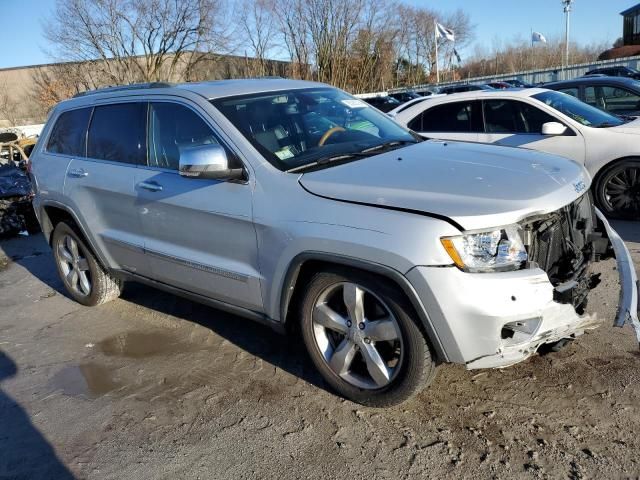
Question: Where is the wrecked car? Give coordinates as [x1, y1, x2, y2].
[0, 133, 39, 237]
[29, 79, 639, 406]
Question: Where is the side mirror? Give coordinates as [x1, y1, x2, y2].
[179, 144, 244, 180]
[541, 122, 567, 136]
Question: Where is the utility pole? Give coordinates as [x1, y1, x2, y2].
[562, 0, 574, 79]
[434, 21, 439, 84]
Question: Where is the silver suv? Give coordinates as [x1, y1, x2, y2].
[29, 79, 639, 406]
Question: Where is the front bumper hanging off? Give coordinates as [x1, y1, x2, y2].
[598, 210, 640, 341]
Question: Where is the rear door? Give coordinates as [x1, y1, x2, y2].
[478, 99, 586, 163]
[63, 101, 151, 275]
[135, 100, 262, 312]
[34, 107, 92, 214]
[408, 100, 482, 142]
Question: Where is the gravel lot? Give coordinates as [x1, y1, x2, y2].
[0, 222, 639, 479]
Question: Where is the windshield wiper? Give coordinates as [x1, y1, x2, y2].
[286, 153, 364, 173]
[286, 140, 417, 174]
[593, 121, 619, 128]
[359, 139, 416, 154]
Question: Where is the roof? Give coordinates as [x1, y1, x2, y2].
[429, 88, 546, 100]
[55, 78, 330, 111]
[175, 78, 328, 99]
[621, 3, 640, 15]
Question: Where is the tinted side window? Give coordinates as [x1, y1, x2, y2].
[601, 86, 640, 113]
[584, 86, 608, 110]
[46, 108, 92, 156]
[484, 100, 557, 134]
[148, 103, 223, 170]
[517, 102, 558, 133]
[87, 103, 146, 164]
[558, 87, 579, 98]
[409, 101, 481, 132]
[483, 100, 523, 133]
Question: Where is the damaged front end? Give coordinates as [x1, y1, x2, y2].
[458, 193, 639, 370]
[513, 192, 640, 345]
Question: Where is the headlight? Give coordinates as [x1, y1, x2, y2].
[440, 225, 528, 272]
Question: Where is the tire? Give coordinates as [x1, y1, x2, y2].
[594, 159, 640, 220]
[51, 222, 122, 306]
[299, 268, 436, 407]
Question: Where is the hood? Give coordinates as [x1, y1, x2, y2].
[299, 140, 590, 231]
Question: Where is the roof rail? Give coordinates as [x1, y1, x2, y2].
[73, 82, 175, 98]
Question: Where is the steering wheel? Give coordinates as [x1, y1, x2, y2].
[318, 126, 346, 146]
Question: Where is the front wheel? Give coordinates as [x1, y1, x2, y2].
[299, 269, 436, 407]
[51, 222, 122, 306]
[594, 159, 640, 219]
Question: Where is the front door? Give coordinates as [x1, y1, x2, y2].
[478, 99, 586, 164]
[135, 101, 263, 312]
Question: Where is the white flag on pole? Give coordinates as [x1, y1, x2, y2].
[435, 23, 455, 42]
[532, 31, 547, 43]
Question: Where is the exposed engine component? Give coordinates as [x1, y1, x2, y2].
[522, 193, 609, 313]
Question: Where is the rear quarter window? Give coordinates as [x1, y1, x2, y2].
[46, 107, 92, 156]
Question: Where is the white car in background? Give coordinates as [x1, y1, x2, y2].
[393, 88, 640, 218]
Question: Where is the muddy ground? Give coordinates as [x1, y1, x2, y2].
[0, 222, 639, 479]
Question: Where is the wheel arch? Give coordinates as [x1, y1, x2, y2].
[591, 155, 640, 189]
[39, 202, 110, 270]
[279, 252, 449, 363]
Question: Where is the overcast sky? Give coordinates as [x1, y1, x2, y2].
[0, 0, 630, 69]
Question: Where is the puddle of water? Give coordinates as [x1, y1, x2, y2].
[50, 363, 121, 398]
[97, 331, 195, 359]
[0, 256, 10, 271]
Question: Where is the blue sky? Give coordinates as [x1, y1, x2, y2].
[0, 0, 633, 69]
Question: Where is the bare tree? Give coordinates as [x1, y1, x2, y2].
[43, 0, 232, 85]
[0, 83, 20, 127]
[236, 0, 278, 77]
[461, 37, 608, 79]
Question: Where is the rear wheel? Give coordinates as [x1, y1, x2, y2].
[594, 159, 640, 219]
[52, 222, 122, 306]
[299, 269, 436, 406]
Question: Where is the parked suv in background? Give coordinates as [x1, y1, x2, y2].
[29, 79, 638, 406]
[362, 95, 402, 112]
[544, 76, 640, 117]
[584, 66, 640, 80]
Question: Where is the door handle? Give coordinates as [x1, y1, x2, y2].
[68, 168, 88, 178]
[138, 181, 163, 192]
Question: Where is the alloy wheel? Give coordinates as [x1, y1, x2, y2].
[311, 282, 403, 390]
[57, 234, 92, 297]
[603, 166, 640, 216]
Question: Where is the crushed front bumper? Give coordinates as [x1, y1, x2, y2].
[407, 210, 639, 369]
[598, 210, 640, 340]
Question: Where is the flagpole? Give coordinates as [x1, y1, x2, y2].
[435, 21, 439, 84]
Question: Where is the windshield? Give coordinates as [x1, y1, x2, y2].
[212, 87, 418, 171]
[532, 90, 624, 127]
